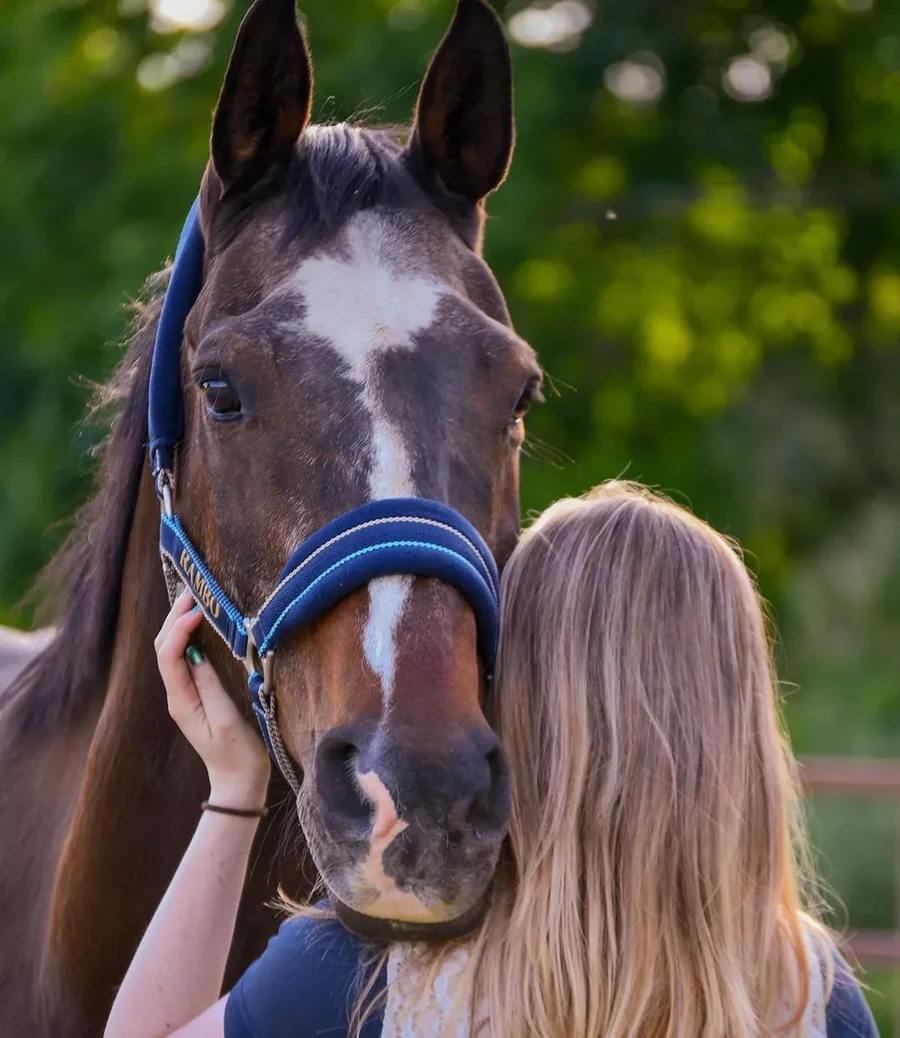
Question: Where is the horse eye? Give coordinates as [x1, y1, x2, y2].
[200, 378, 242, 420]
[511, 376, 543, 425]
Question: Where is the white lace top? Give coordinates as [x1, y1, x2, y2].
[380, 927, 830, 1037]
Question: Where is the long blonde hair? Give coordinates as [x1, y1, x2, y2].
[396, 481, 831, 1037]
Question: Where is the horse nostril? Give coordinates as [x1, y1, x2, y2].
[316, 734, 370, 828]
[464, 743, 510, 834]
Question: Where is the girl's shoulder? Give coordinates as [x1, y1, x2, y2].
[824, 947, 878, 1038]
[224, 913, 386, 1038]
[799, 921, 877, 1038]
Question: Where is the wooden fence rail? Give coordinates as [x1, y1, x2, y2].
[799, 756, 900, 1030]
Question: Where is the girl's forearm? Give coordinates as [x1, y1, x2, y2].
[104, 810, 259, 1038]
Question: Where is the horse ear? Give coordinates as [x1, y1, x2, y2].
[409, 0, 513, 202]
[211, 0, 313, 194]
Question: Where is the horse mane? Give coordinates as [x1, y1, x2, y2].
[5, 269, 168, 740]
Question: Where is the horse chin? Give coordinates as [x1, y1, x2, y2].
[333, 892, 489, 943]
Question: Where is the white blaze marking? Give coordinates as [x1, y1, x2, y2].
[364, 576, 411, 705]
[355, 770, 442, 922]
[358, 769, 405, 842]
[288, 213, 445, 702]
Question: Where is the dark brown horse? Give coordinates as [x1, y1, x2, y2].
[0, 0, 540, 1034]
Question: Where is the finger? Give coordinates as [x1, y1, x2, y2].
[156, 609, 205, 709]
[189, 654, 248, 732]
[160, 605, 205, 661]
[165, 671, 207, 737]
[183, 647, 268, 767]
[159, 641, 204, 730]
[154, 588, 196, 651]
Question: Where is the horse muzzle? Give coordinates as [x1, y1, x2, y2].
[309, 719, 510, 927]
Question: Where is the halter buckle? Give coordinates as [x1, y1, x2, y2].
[242, 634, 275, 702]
[156, 467, 175, 518]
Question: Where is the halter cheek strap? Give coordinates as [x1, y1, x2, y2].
[148, 198, 501, 796]
[148, 196, 203, 488]
[160, 513, 249, 659]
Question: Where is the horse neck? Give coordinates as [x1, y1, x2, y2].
[44, 463, 313, 1033]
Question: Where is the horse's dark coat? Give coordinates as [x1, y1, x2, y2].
[0, 1, 539, 1034]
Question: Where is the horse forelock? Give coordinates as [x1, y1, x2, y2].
[209, 123, 462, 253]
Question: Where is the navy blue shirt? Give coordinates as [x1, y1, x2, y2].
[225, 916, 386, 1037]
[225, 916, 878, 1037]
[827, 954, 880, 1037]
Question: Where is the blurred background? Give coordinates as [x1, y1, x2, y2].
[1, 0, 898, 1027]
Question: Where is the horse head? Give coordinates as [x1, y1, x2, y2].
[174, 0, 540, 937]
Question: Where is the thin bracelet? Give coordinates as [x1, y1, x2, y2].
[201, 800, 268, 819]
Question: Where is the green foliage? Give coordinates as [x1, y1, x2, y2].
[1, 0, 898, 1024]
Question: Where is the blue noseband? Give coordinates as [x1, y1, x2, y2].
[147, 199, 500, 792]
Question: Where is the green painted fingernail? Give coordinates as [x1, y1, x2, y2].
[185, 645, 205, 665]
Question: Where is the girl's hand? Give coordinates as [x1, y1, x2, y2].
[155, 590, 270, 810]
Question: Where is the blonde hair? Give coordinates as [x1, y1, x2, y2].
[396, 481, 831, 1037]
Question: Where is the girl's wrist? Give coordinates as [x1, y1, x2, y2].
[207, 773, 270, 814]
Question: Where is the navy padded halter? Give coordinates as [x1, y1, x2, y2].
[148, 197, 204, 483]
[147, 196, 502, 784]
[158, 498, 500, 672]
[250, 497, 499, 663]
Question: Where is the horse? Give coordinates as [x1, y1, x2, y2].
[0, 0, 541, 1034]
